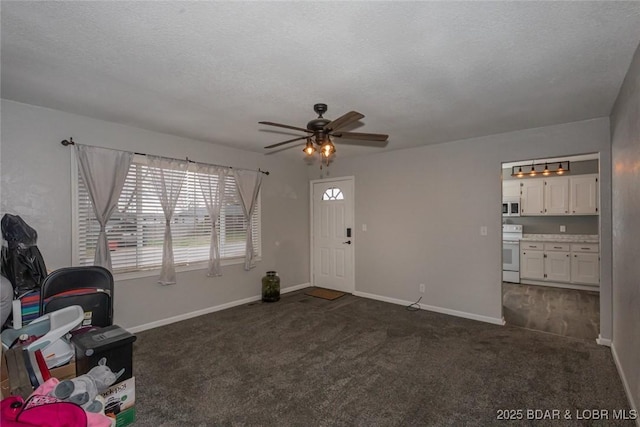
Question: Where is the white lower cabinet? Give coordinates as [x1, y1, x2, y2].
[570, 244, 600, 285]
[545, 249, 571, 282]
[520, 241, 599, 287]
[520, 246, 544, 280]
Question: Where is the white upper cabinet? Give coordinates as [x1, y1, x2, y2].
[544, 177, 570, 215]
[520, 180, 544, 215]
[570, 174, 598, 215]
[502, 180, 520, 198]
[518, 174, 598, 216]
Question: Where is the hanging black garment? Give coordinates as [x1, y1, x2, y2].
[1, 214, 48, 296]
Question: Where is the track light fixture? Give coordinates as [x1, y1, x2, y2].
[511, 161, 570, 178]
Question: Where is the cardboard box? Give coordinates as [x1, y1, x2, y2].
[1, 348, 76, 399]
[101, 376, 135, 425]
[109, 406, 136, 427]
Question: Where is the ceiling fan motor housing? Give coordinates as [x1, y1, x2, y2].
[313, 103, 328, 117]
[308, 103, 330, 135]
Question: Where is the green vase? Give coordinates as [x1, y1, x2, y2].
[261, 271, 280, 302]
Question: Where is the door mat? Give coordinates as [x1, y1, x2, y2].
[305, 288, 347, 301]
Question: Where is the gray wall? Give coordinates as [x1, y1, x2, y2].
[0, 100, 311, 330]
[321, 117, 613, 337]
[503, 216, 599, 235]
[610, 42, 640, 412]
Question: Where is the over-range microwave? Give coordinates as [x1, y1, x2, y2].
[502, 198, 520, 217]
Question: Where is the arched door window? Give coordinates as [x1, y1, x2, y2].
[322, 187, 344, 201]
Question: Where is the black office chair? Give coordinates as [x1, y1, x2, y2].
[39, 266, 114, 328]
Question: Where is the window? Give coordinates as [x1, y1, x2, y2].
[75, 155, 260, 274]
[322, 187, 344, 201]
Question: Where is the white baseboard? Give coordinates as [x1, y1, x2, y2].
[281, 282, 311, 293]
[611, 343, 640, 426]
[127, 282, 311, 333]
[352, 291, 505, 326]
[596, 335, 612, 346]
[520, 279, 600, 292]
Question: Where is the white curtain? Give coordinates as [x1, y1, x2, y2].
[233, 169, 262, 271]
[147, 156, 188, 285]
[75, 144, 132, 272]
[196, 164, 228, 277]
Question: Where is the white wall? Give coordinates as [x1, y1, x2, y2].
[610, 42, 640, 413]
[0, 100, 310, 330]
[320, 118, 613, 335]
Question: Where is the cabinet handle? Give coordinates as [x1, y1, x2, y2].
[566, 254, 569, 257]
[581, 247, 590, 250]
[574, 255, 577, 257]
[543, 254, 547, 258]
[553, 246, 562, 249]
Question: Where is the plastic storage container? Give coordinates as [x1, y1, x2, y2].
[261, 271, 280, 302]
[71, 324, 136, 381]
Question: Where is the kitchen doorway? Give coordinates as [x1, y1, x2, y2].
[501, 154, 601, 340]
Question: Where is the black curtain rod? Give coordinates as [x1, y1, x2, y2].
[60, 138, 269, 175]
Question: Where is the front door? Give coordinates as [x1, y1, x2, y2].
[311, 177, 354, 293]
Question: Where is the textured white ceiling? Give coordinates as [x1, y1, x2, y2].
[2, 1, 640, 159]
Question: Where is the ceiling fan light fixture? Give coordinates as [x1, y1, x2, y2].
[260, 104, 388, 169]
[321, 140, 335, 158]
[303, 140, 316, 156]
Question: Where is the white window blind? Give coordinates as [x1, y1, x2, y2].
[76, 156, 260, 273]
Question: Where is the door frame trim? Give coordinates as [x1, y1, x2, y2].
[309, 176, 355, 293]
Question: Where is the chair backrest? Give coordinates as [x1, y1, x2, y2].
[39, 266, 114, 327]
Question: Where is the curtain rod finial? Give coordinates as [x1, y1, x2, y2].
[61, 137, 75, 146]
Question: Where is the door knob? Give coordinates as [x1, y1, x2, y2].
[343, 240, 352, 245]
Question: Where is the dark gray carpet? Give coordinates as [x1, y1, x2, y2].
[503, 282, 600, 341]
[133, 289, 632, 426]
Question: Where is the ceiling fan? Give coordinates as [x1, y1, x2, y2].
[259, 103, 389, 165]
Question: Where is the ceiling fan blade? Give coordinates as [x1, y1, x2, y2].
[264, 140, 307, 155]
[264, 136, 309, 149]
[332, 131, 389, 141]
[259, 121, 313, 133]
[323, 111, 364, 132]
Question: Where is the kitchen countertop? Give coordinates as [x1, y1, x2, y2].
[521, 234, 599, 243]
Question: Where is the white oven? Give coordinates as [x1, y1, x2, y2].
[502, 224, 523, 283]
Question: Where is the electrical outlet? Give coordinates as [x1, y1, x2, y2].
[480, 226, 488, 236]
[560, 225, 566, 232]
[419, 283, 426, 293]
